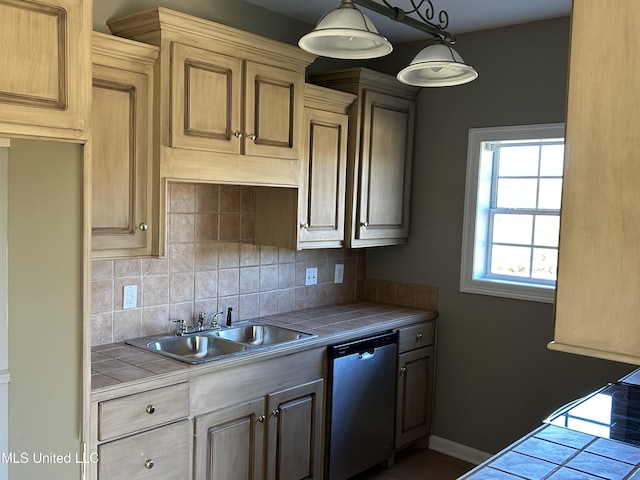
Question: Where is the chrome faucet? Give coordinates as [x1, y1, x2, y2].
[210, 311, 224, 329]
[173, 319, 188, 336]
[195, 312, 207, 331]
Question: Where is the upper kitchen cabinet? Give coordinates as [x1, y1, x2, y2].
[549, 2, 640, 364]
[311, 68, 418, 248]
[107, 7, 316, 187]
[91, 33, 159, 258]
[255, 84, 355, 250]
[0, 0, 91, 142]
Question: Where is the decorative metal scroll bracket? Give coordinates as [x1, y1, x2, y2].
[353, 0, 457, 43]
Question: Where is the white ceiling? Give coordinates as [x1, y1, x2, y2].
[246, 0, 572, 43]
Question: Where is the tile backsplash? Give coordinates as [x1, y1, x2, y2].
[91, 183, 366, 346]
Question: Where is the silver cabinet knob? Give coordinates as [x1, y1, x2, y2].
[247, 133, 257, 141]
[146, 405, 155, 414]
[400, 367, 407, 375]
[139, 223, 148, 231]
[416, 333, 423, 341]
[144, 459, 154, 469]
[360, 221, 369, 227]
[234, 131, 243, 138]
[257, 415, 266, 423]
[300, 222, 309, 229]
[271, 409, 280, 417]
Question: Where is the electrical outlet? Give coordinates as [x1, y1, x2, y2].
[305, 267, 318, 286]
[123, 285, 137, 309]
[334, 264, 344, 284]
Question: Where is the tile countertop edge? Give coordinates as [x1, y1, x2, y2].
[91, 301, 438, 398]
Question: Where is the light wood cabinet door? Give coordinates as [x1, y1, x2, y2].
[91, 34, 158, 258]
[266, 379, 324, 480]
[395, 346, 434, 449]
[170, 42, 243, 154]
[549, 2, 640, 364]
[357, 90, 414, 244]
[244, 62, 302, 160]
[0, 0, 90, 141]
[310, 68, 418, 248]
[170, 43, 301, 160]
[298, 108, 348, 248]
[194, 398, 266, 480]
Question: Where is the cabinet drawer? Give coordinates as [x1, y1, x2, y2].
[98, 420, 190, 479]
[398, 322, 435, 353]
[98, 382, 189, 441]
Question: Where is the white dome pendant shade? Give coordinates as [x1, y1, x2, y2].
[397, 40, 478, 87]
[298, 0, 393, 59]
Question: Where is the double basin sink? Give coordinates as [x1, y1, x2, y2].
[126, 322, 316, 364]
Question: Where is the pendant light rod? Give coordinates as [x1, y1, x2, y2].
[352, 0, 456, 44]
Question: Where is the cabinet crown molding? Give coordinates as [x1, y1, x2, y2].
[92, 32, 159, 66]
[107, 7, 316, 72]
[311, 67, 420, 100]
[304, 84, 356, 114]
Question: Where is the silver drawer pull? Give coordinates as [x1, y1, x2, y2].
[146, 405, 155, 414]
[416, 333, 423, 341]
[144, 459, 154, 469]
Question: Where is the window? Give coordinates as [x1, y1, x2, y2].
[460, 124, 565, 303]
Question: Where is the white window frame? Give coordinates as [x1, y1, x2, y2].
[460, 123, 565, 303]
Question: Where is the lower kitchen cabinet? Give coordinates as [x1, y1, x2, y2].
[266, 380, 324, 480]
[194, 398, 266, 479]
[395, 321, 436, 449]
[91, 382, 191, 479]
[194, 379, 324, 480]
[98, 419, 190, 479]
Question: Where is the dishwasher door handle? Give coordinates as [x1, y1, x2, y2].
[358, 349, 376, 360]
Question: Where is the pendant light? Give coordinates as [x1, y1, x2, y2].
[299, 0, 478, 88]
[397, 39, 478, 87]
[298, 0, 393, 59]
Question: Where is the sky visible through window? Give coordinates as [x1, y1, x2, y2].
[488, 141, 564, 284]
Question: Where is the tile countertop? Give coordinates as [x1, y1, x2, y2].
[91, 301, 436, 392]
[461, 368, 640, 480]
[460, 424, 640, 480]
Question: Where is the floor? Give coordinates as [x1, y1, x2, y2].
[352, 447, 475, 480]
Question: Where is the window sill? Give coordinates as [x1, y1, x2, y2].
[460, 277, 555, 304]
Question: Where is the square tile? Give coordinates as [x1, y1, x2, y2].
[489, 451, 557, 479]
[465, 466, 523, 479]
[567, 451, 635, 479]
[514, 437, 577, 465]
[586, 438, 640, 465]
[535, 425, 596, 450]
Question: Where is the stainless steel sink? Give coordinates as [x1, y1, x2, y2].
[214, 323, 314, 346]
[125, 322, 315, 364]
[126, 333, 249, 364]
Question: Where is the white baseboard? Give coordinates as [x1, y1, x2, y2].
[429, 435, 493, 466]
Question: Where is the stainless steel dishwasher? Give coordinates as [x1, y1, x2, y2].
[326, 331, 398, 480]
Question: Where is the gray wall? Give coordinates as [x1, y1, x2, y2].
[367, 18, 633, 454]
[8, 140, 83, 480]
[93, 0, 310, 44]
